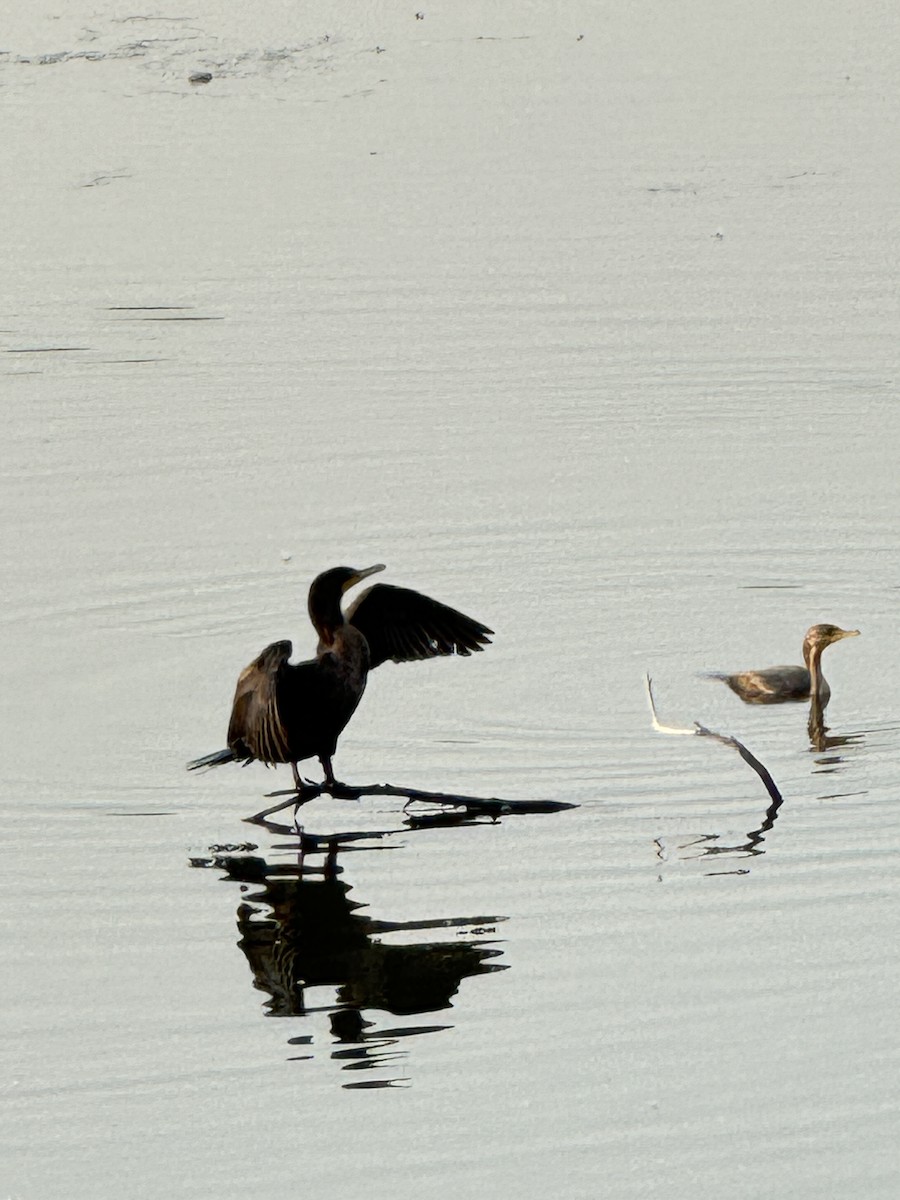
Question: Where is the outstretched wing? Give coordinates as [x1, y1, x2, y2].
[346, 583, 493, 669]
[227, 640, 293, 764]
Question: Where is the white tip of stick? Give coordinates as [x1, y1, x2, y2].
[644, 673, 698, 736]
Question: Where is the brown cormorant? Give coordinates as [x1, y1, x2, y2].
[187, 564, 492, 789]
[709, 623, 859, 705]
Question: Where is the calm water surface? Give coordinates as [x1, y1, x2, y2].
[3, 2, 900, 1197]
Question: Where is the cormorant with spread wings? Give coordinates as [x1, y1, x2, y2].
[187, 564, 492, 789]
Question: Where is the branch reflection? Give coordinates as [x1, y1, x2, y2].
[657, 785, 785, 877]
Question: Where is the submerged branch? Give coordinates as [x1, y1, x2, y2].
[645, 674, 783, 804]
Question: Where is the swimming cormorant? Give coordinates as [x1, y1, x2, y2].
[709, 623, 859, 705]
[187, 564, 492, 788]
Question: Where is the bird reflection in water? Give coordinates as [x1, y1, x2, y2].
[204, 841, 506, 1088]
[806, 693, 868, 804]
[807, 695, 864, 757]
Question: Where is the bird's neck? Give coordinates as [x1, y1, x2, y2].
[804, 640, 824, 696]
[310, 596, 346, 647]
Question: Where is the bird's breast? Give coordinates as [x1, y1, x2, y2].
[323, 627, 370, 692]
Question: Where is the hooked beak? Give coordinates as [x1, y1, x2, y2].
[836, 628, 861, 640]
[346, 563, 386, 591]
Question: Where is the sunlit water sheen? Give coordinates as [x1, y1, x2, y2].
[3, 2, 900, 1197]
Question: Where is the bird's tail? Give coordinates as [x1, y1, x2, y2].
[186, 748, 235, 772]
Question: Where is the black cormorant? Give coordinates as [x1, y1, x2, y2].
[187, 564, 492, 788]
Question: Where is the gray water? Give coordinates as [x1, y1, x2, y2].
[3, 2, 900, 1197]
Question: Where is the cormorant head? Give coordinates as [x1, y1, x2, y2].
[308, 564, 386, 637]
[803, 623, 860, 659]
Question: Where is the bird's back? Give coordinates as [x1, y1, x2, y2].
[713, 664, 826, 704]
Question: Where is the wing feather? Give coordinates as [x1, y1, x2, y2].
[346, 583, 492, 669]
[227, 640, 293, 764]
